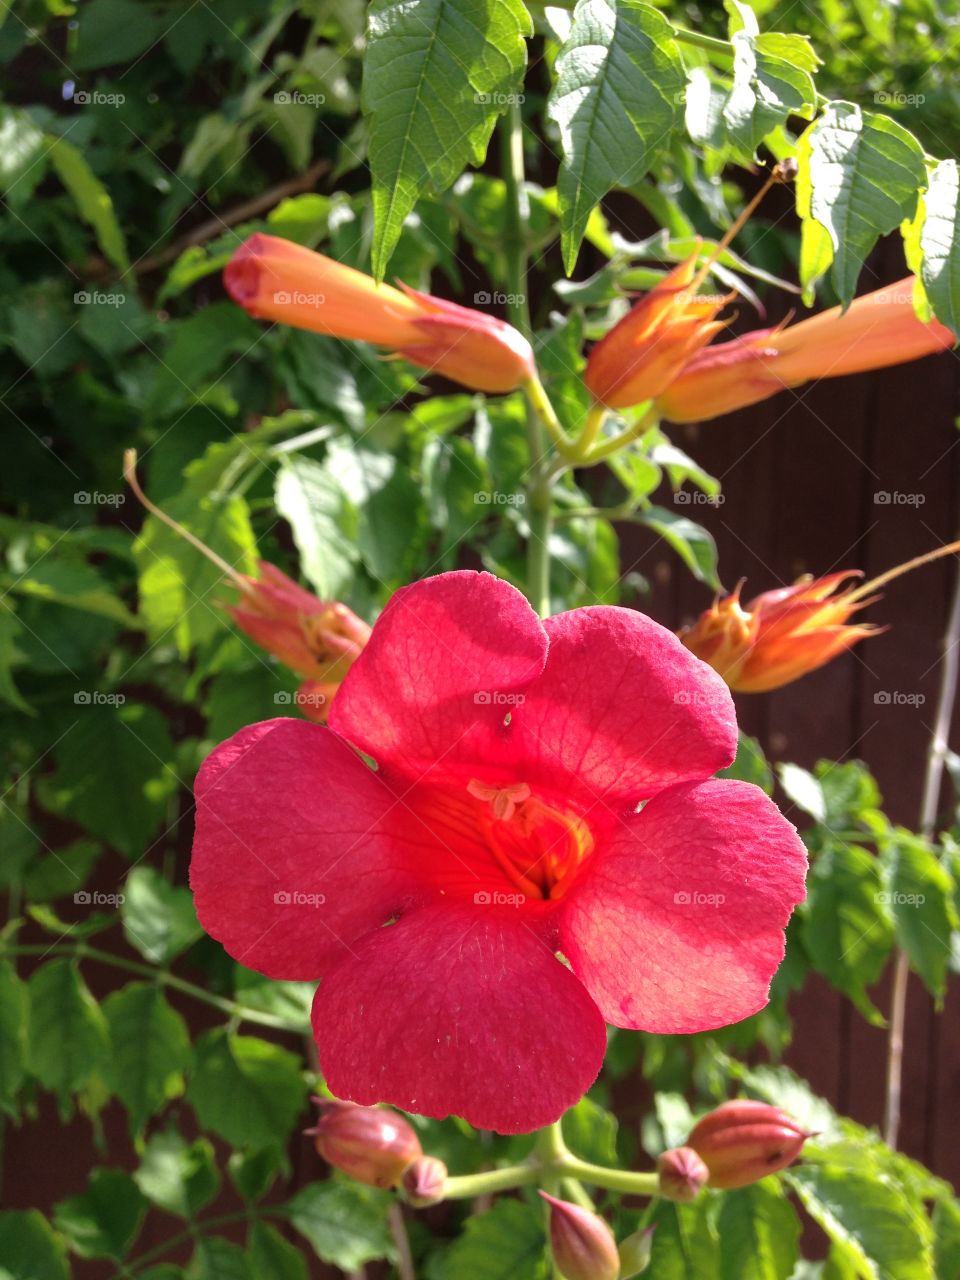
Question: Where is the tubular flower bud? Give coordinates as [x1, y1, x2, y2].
[540, 1193, 620, 1280]
[686, 1100, 812, 1190]
[227, 561, 371, 721]
[401, 1155, 447, 1207]
[618, 1228, 655, 1278]
[584, 253, 730, 409]
[657, 1146, 709, 1203]
[678, 573, 880, 694]
[225, 233, 535, 394]
[306, 1099, 421, 1189]
[654, 276, 955, 424]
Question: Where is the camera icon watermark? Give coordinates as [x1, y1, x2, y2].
[875, 890, 926, 906]
[74, 290, 126, 308]
[874, 91, 925, 106]
[674, 490, 724, 506]
[874, 490, 925, 506]
[73, 89, 125, 106]
[472, 290, 525, 307]
[473, 889, 525, 907]
[473, 91, 525, 106]
[474, 491, 525, 506]
[274, 90, 326, 107]
[674, 689, 727, 707]
[273, 889, 326, 906]
[272, 289, 324, 307]
[74, 491, 125, 506]
[673, 890, 725, 907]
[873, 690, 926, 707]
[74, 690, 126, 706]
[74, 889, 125, 906]
[474, 690, 525, 707]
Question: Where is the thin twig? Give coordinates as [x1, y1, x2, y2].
[388, 1203, 416, 1280]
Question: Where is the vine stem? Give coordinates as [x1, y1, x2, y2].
[883, 542, 960, 1146]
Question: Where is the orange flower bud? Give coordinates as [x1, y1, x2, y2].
[655, 276, 955, 424]
[539, 1193, 620, 1280]
[584, 253, 730, 408]
[656, 1146, 709, 1202]
[686, 1100, 811, 1189]
[225, 233, 535, 394]
[227, 561, 370, 721]
[306, 1099, 421, 1188]
[679, 572, 879, 693]
[401, 1155, 447, 1207]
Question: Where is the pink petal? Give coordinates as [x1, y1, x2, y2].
[190, 719, 426, 980]
[560, 779, 807, 1032]
[329, 572, 547, 782]
[504, 607, 737, 812]
[313, 904, 606, 1133]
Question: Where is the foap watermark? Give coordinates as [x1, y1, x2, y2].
[874, 690, 926, 707]
[474, 490, 525, 506]
[674, 490, 724, 506]
[474, 889, 526, 907]
[74, 890, 125, 907]
[674, 890, 726, 907]
[474, 91, 524, 106]
[74, 290, 126, 307]
[474, 690, 525, 707]
[273, 889, 327, 907]
[875, 891, 926, 907]
[874, 490, 925, 506]
[74, 691, 126, 706]
[674, 689, 728, 707]
[473, 290, 526, 307]
[275, 689, 327, 710]
[874, 91, 925, 107]
[74, 89, 125, 106]
[274, 90, 326, 107]
[74, 490, 125, 506]
[273, 290, 325, 308]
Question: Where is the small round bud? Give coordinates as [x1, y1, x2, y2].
[539, 1192, 620, 1280]
[401, 1155, 447, 1207]
[306, 1098, 421, 1189]
[687, 1099, 812, 1189]
[657, 1147, 709, 1203]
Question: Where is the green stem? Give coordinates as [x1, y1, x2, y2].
[4, 943, 308, 1035]
[443, 1163, 543, 1199]
[580, 405, 658, 466]
[672, 26, 734, 57]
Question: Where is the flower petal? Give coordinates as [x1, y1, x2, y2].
[506, 607, 736, 811]
[313, 904, 606, 1133]
[329, 572, 548, 782]
[190, 719, 424, 980]
[559, 779, 807, 1032]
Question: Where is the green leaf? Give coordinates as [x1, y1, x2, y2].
[43, 704, 178, 857]
[920, 159, 960, 338]
[638, 505, 720, 588]
[547, 0, 684, 272]
[189, 1236, 254, 1280]
[934, 1197, 960, 1280]
[326, 441, 424, 583]
[562, 1096, 618, 1166]
[803, 843, 893, 1022]
[880, 832, 958, 998]
[53, 1169, 147, 1260]
[0, 1211, 69, 1280]
[134, 1132, 220, 1219]
[717, 1181, 801, 1280]
[431, 1198, 547, 1280]
[187, 1029, 308, 1150]
[248, 1222, 308, 1280]
[787, 1165, 933, 1280]
[26, 959, 109, 1096]
[723, 32, 815, 161]
[46, 137, 129, 273]
[0, 600, 29, 712]
[363, 0, 531, 278]
[423, 435, 491, 548]
[103, 984, 191, 1132]
[73, 0, 164, 69]
[719, 733, 773, 794]
[229, 1148, 285, 1204]
[287, 1181, 396, 1271]
[121, 867, 202, 965]
[798, 102, 926, 305]
[0, 960, 28, 1110]
[0, 107, 47, 205]
[647, 1198, 720, 1279]
[274, 455, 359, 599]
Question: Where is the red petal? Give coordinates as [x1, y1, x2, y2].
[313, 904, 606, 1133]
[559, 779, 807, 1031]
[190, 719, 425, 979]
[503, 607, 737, 811]
[329, 572, 547, 783]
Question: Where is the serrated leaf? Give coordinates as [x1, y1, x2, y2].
[0, 960, 27, 1110]
[880, 832, 957, 998]
[787, 1165, 933, 1280]
[189, 1236, 254, 1280]
[0, 1211, 69, 1280]
[363, 0, 531, 278]
[121, 867, 202, 965]
[287, 1181, 396, 1271]
[46, 136, 129, 273]
[803, 843, 893, 1023]
[53, 1169, 147, 1260]
[433, 1198, 547, 1280]
[798, 102, 925, 305]
[718, 1181, 800, 1280]
[920, 159, 960, 338]
[134, 1132, 220, 1218]
[27, 959, 109, 1096]
[638, 505, 720, 588]
[187, 1029, 308, 1150]
[248, 1222, 308, 1280]
[547, 0, 684, 272]
[104, 984, 191, 1132]
[723, 32, 815, 161]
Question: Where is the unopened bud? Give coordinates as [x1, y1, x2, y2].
[773, 158, 799, 183]
[618, 1227, 655, 1278]
[539, 1192, 620, 1280]
[305, 1098, 421, 1188]
[687, 1100, 812, 1189]
[401, 1155, 447, 1207]
[657, 1146, 709, 1202]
